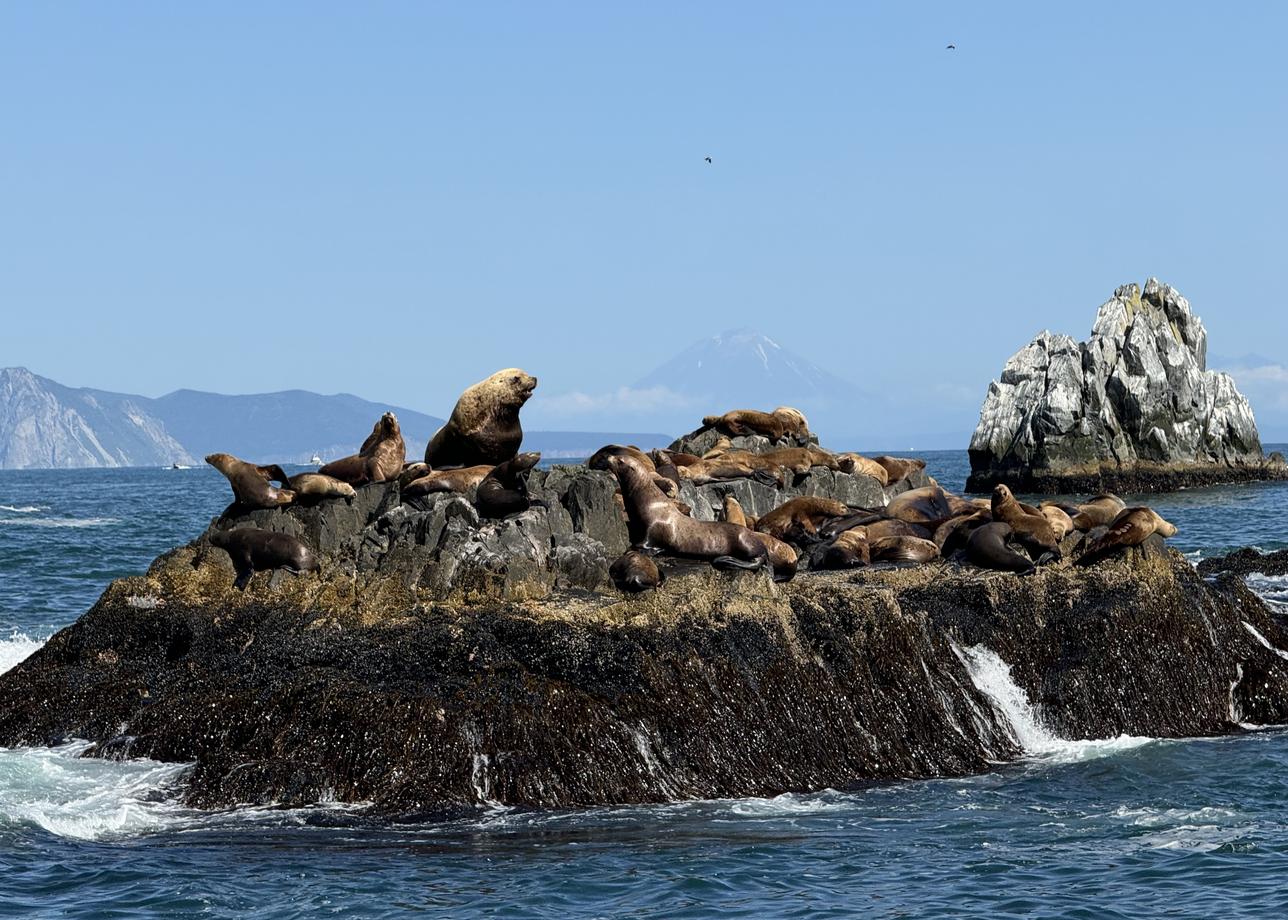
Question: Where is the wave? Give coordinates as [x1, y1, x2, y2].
[0, 504, 48, 514]
[0, 633, 45, 675]
[0, 516, 119, 529]
[953, 643, 1153, 764]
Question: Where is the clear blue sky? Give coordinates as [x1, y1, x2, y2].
[2, 3, 1285, 441]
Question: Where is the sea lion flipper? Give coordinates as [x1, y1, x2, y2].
[711, 555, 763, 572]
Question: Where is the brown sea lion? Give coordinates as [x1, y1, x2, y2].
[885, 486, 955, 525]
[746, 530, 799, 579]
[319, 412, 406, 485]
[873, 456, 926, 484]
[755, 497, 853, 543]
[605, 454, 787, 578]
[1080, 507, 1178, 564]
[286, 472, 357, 502]
[817, 527, 870, 569]
[1069, 494, 1128, 531]
[208, 527, 320, 590]
[676, 454, 784, 487]
[759, 446, 848, 474]
[992, 485, 1060, 555]
[701, 406, 809, 441]
[966, 522, 1037, 575]
[403, 465, 493, 497]
[588, 444, 656, 473]
[206, 453, 297, 510]
[424, 368, 537, 468]
[648, 450, 683, 488]
[722, 495, 749, 528]
[866, 518, 932, 541]
[933, 511, 990, 553]
[658, 449, 703, 467]
[476, 452, 542, 518]
[702, 437, 735, 459]
[396, 462, 430, 489]
[610, 549, 665, 593]
[870, 535, 939, 564]
[1039, 503, 1075, 541]
[836, 453, 890, 486]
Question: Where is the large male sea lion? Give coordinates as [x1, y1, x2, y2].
[966, 522, 1037, 575]
[206, 453, 296, 510]
[476, 452, 542, 518]
[425, 368, 537, 468]
[885, 486, 955, 526]
[605, 455, 790, 578]
[208, 527, 320, 590]
[319, 413, 406, 485]
[610, 549, 665, 593]
[1080, 507, 1178, 564]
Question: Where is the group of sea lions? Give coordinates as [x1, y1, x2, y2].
[197, 365, 1179, 594]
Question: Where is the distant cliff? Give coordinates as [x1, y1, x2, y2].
[967, 279, 1287, 493]
[0, 368, 670, 470]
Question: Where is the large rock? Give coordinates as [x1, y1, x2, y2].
[967, 279, 1288, 493]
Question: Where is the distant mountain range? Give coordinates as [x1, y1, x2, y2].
[0, 368, 671, 470]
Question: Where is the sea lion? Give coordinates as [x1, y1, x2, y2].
[885, 486, 954, 526]
[476, 452, 542, 518]
[588, 444, 656, 474]
[208, 527, 320, 590]
[424, 368, 537, 468]
[933, 511, 989, 553]
[287, 472, 356, 502]
[817, 528, 870, 569]
[722, 495, 750, 528]
[745, 530, 799, 580]
[991, 485, 1060, 555]
[610, 549, 665, 593]
[966, 523, 1037, 575]
[870, 535, 939, 564]
[873, 456, 926, 484]
[1069, 494, 1128, 531]
[758, 446, 848, 474]
[658, 449, 703, 467]
[755, 496, 852, 543]
[836, 453, 890, 486]
[403, 465, 493, 498]
[1079, 507, 1178, 564]
[605, 454, 785, 578]
[396, 462, 430, 489]
[319, 412, 406, 485]
[676, 454, 784, 487]
[702, 437, 735, 459]
[206, 453, 297, 510]
[650, 451, 683, 490]
[701, 407, 809, 441]
[1038, 503, 1074, 541]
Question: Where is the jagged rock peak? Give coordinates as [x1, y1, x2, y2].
[966, 279, 1285, 493]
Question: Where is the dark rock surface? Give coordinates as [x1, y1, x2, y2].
[967, 279, 1288, 493]
[1198, 547, 1288, 579]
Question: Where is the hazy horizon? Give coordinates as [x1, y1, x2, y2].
[3, 3, 1286, 444]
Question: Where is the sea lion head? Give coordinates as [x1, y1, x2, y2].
[491, 368, 538, 406]
[991, 484, 1016, 511]
[378, 412, 400, 437]
[205, 453, 236, 474]
[1151, 509, 1179, 537]
[772, 406, 810, 437]
[510, 452, 542, 474]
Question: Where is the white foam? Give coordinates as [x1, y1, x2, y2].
[0, 504, 47, 514]
[1243, 621, 1288, 661]
[0, 633, 45, 675]
[0, 741, 192, 841]
[727, 791, 851, 817]
[0, 516, 119, 529]
[953, 643, 1153, 763]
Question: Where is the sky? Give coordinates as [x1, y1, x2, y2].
[2, 3, 1286, 443]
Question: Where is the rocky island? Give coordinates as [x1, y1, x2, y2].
[3, 397, 1288, 816]
[967, 279, 1288, 493]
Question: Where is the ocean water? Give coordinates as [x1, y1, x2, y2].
[2, 452, 1288, 918]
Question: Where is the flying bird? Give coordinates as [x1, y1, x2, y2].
[704, 156, 712, 164]
[946, 44, 956, 50]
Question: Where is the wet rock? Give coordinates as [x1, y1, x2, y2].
[1198, 547, 1288, 579]
[967, 279, 1287, 493]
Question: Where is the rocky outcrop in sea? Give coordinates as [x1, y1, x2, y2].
[967, 279, 1287, 493]
[2, 417, 1287, 814]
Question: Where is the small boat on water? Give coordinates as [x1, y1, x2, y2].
[170, 463, 192, 470]
[310, 454, 323, 465]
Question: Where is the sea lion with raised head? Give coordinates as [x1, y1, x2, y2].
[755, 496, 852, 543]
[208, 527, 320, 590]
[287, 472, 357, 502]
[966, 522, 1037, 575]
[992, 485, 1060, 555]
[206, 453, 297, 511]
[1079, 507, 1178, 564]
[1069, 494, 1128, 531]
[425, 368, 537, 468]
[476, 452, 542, 518]
[605, 454, 788, 578]
[610, 549, 665, 593]
[319, 412, 406, 485]
[403, 465, 493, 498]
[722, 495, 750, 528]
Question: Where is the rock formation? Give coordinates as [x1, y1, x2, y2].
[967, 279, 1287, 493]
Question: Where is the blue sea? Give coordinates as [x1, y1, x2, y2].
[3, 451, 1288, 919]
